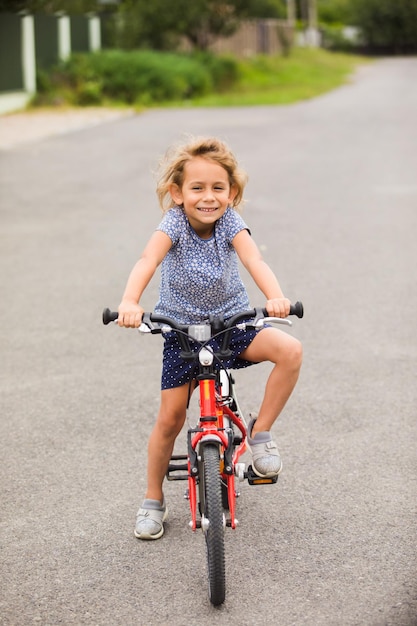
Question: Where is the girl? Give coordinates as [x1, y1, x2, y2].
[117, 137, 302, 540]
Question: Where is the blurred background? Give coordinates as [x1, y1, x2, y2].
[1, 0, 417, 115]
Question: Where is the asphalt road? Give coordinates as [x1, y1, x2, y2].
[1, 57, 416, 626]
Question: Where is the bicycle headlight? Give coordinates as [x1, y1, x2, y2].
[199, 347, 214, 366]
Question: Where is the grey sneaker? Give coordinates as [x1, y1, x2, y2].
[134, 499, 168, 540]
[247, 417, 283, 478]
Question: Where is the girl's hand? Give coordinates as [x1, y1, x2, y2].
[117, 301, 144, 328]
[266, 297, 291, 318]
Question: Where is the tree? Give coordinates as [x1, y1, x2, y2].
[351, 0, 417, 53]
[0, 0, 108, 13]
[170, 0, 240, 51]
[233, 0, 286, 19]
[112, 0, 288, 51]
[317, 0, 354, 24]
[112, 0, 236, 50]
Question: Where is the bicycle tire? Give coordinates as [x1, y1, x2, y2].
[201, 444, 226, 606]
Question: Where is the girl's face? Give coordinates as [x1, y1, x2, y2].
[170, 156, 237, 238]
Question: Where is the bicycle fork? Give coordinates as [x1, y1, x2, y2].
[186, 376, 233, 530]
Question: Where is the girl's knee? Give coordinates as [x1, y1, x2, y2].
[157, 385, 189, 432]
[280, 336, 303, 372]
[292, 338, 303, 369]
[156, 409, 185, 438]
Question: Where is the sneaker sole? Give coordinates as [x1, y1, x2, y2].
[252, 461, 283, 479]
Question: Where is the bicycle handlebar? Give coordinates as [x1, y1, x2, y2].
[103, 302, 303, 360]
[102, 301, 303, 326]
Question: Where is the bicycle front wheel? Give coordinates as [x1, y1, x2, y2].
[201, 443, 226, 606]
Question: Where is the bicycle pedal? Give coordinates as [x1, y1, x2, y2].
[166, 455, 189, 481]
[246, 465, 279, 485]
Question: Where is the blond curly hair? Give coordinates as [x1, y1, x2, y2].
[156, 136, 248, 212]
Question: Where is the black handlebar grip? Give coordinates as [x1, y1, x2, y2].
[290, 301, 304, 318]
[262, 301, 304, 318]
[103, 308, 118, 325]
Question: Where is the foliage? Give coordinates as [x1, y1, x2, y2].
[0, 0, 287, 17]
[320, 23, 359, 52]
[33, 47, 366, 109]
[107, 0, 288, 52]
[350, 0, 417, 53]
[233, 0, 286, 19]
[0, 0, 106, 13]
[34, 50, 240, 106]
[317, 0, 417, 53]
[193, 52, 240, 91]
[192, 48, 366, 106]
[111, 0, 239, 51]
[317, 0, 354, 24]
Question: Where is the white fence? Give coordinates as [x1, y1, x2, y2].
[0, 12, 101, 114]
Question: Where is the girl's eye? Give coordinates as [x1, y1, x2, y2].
[190, 185, 226, 191]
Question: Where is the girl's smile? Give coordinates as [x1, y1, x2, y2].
[170, 157, 237, 238]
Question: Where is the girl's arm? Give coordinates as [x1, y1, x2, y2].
[118, 230, 172, 327]
[232, 229, 291, 318]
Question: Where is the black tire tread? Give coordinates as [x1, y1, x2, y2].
[203, 444, 226, 606]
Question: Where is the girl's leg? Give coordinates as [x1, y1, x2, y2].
[240, 327, 302, 435]
[145, 383, 191, 503]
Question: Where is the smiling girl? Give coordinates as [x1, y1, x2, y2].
[117, 137, 302, 540]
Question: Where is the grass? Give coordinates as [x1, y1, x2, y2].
[187, 48, 369, 107]
[32, 47, 369, 111]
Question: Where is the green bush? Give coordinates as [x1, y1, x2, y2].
[76, 80, 103, 105]
[196, 53, 240, 92]
[320, 23, 359, 52]
[36, 50, 240, 106]
[318, 0, 354, 24]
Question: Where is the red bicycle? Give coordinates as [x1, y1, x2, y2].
[103, 303, 303, 606]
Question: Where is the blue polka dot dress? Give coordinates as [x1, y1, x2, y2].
[154, 206, 261, 389]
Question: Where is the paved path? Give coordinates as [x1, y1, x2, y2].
[1, 58, 416, 625]
[0, 107, 134, 150]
